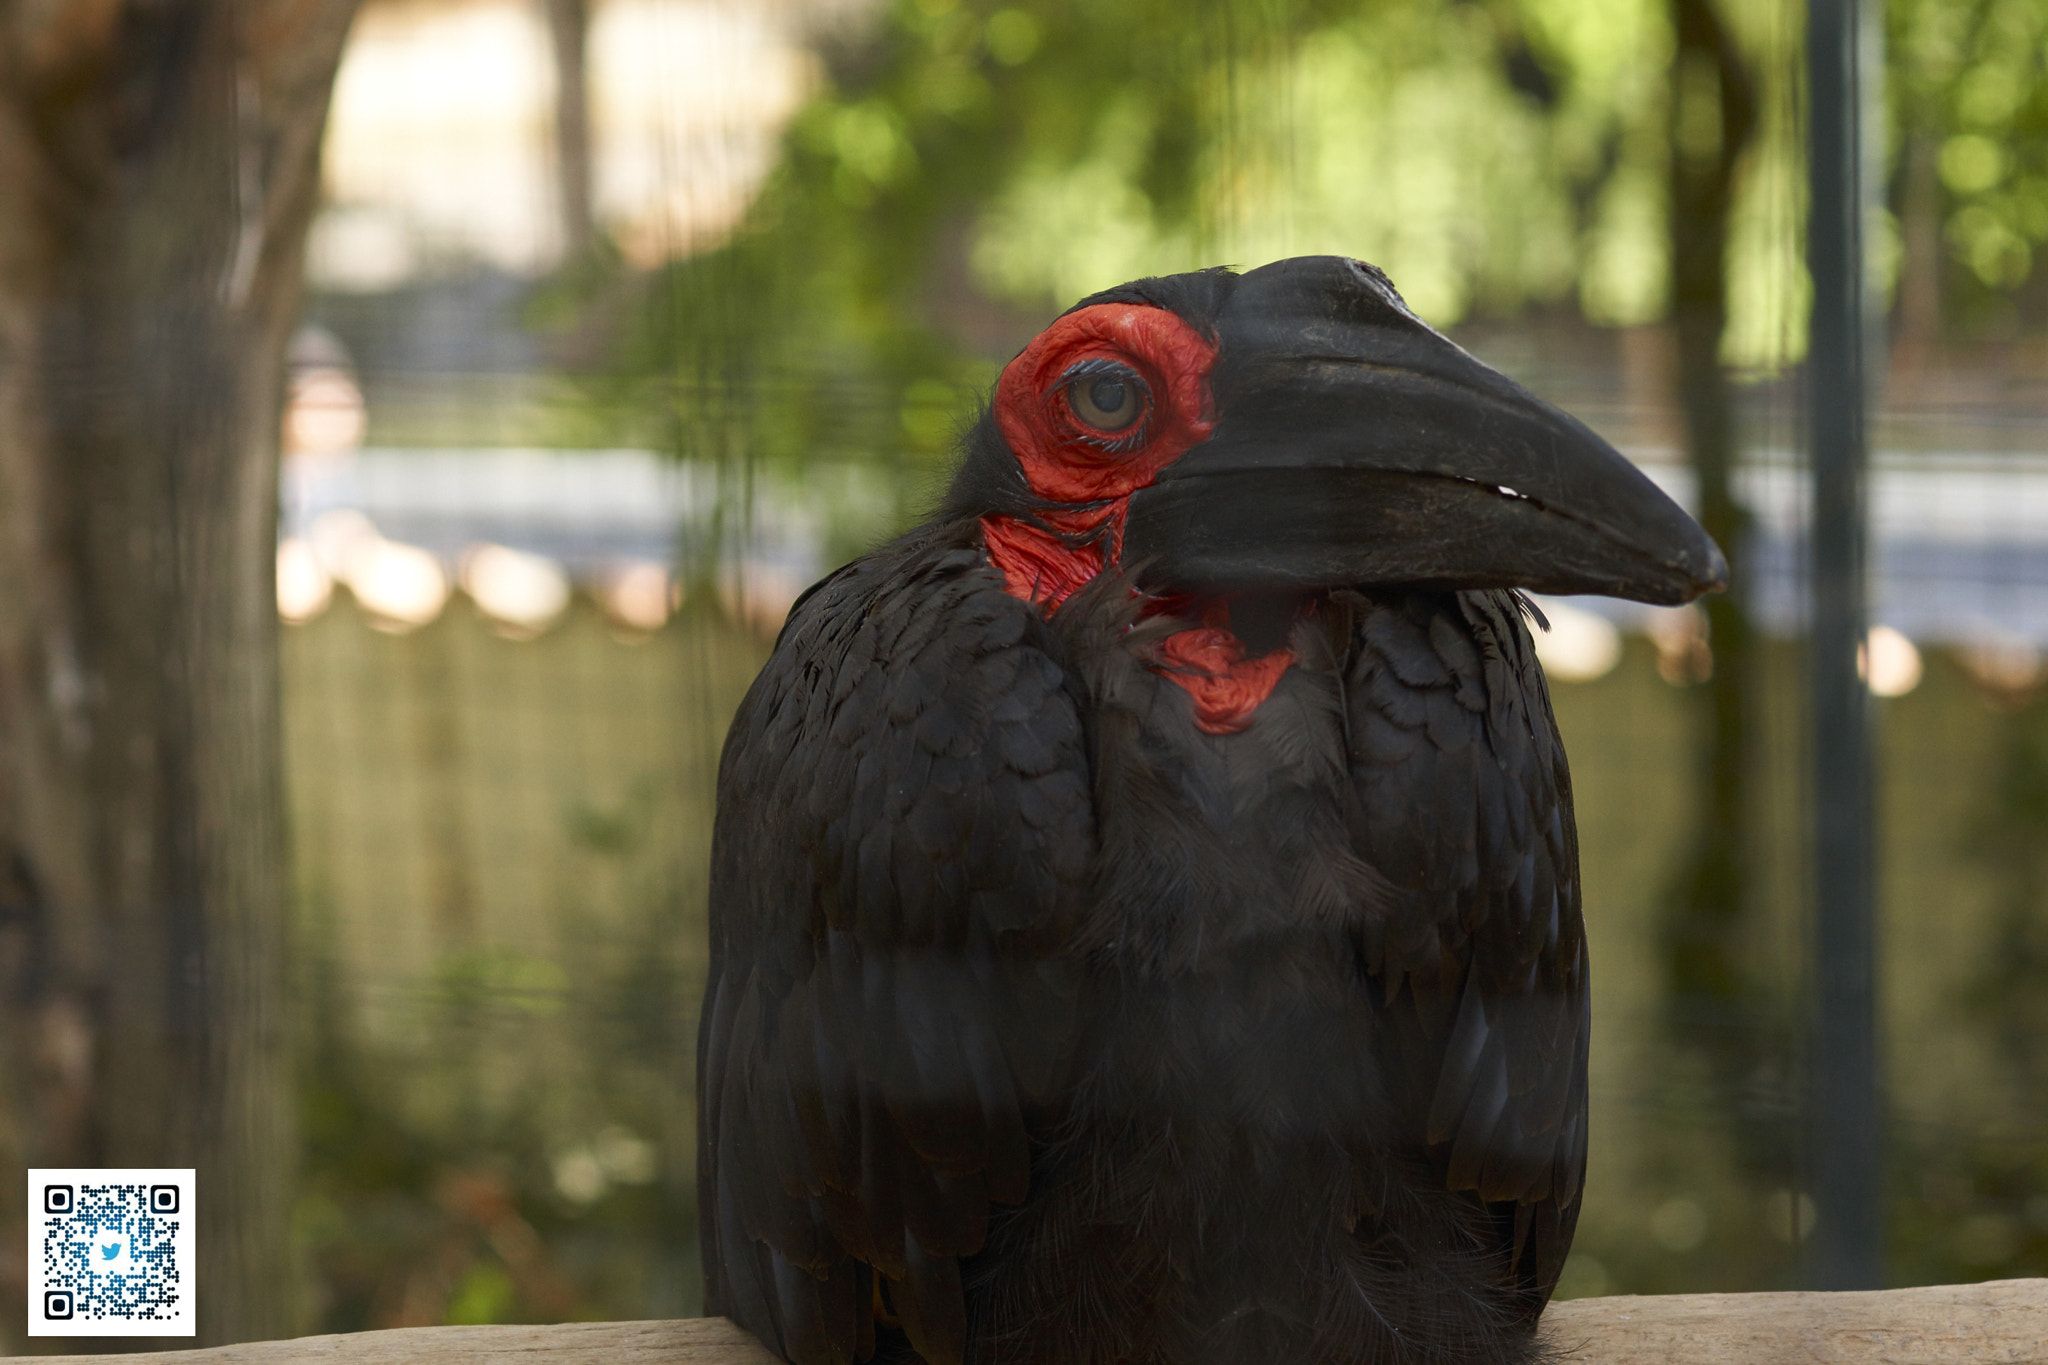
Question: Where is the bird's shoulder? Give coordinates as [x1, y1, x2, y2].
[716, 519, 1095, 952]
[1344, 587, 1576, 976]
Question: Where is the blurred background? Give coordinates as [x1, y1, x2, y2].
[3, 0, 2048, 1349]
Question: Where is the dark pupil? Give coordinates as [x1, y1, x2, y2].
[1088, 377, 1126, 414]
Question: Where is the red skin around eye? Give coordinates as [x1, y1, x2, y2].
[982, 303, 1217, 609]
[993, 303, 1218, 506]
[982, 302, 1294, 736]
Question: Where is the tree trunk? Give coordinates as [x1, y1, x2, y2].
[545, 0, 596, 261]
[1890, 131, 1942, 390]
[1660, 0, 1779, 1176]
[0, 0, 358, 1348]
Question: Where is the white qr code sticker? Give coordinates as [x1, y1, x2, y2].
[28, 1169, 195, 1336]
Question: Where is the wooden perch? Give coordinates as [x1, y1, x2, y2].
[1540, 1278, 2048, 1363]
[31, 1279, 2048, 1365]
[30, 1318, 782, 1365]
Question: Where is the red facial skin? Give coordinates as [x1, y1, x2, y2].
[981, 303, 1298, 735]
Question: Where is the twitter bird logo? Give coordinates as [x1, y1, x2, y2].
[101, 1242, 122, 1261]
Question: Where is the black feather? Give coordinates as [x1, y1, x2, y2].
[702, 510, 1589, 1361]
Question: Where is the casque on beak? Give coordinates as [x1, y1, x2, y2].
[1121, 256, 1727, 606]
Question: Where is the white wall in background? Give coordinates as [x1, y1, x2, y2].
[308, 0, 823, 287]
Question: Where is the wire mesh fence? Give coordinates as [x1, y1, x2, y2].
[234, 0, 2048, 1340]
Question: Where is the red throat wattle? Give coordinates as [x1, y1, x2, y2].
[980, 303, 1297, 736]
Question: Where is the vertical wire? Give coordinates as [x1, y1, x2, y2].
[1805, 0, 1885, 1291]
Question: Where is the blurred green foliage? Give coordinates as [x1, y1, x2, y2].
[1879, 684, 2048, 1284]
[286, 602, 765, 1329]
[558, 0, 2048, 482]
[1891, 0, 2048, 319]
[585, 0, 1691, 477]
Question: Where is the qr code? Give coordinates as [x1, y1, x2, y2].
[28, 1169, 195, 1337]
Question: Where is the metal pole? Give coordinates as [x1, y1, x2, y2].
[1807, 0, 1884, 1290]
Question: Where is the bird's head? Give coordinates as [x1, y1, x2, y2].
[950, 256, 1726, 612]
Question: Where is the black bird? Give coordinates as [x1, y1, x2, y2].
[699, 257, 1724, 1365]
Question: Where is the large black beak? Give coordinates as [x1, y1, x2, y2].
[1122, 257, 1727, 605]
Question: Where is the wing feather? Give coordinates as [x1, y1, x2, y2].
[701, 528, 1092, 1364]
[1346, 589, 1589, 1304]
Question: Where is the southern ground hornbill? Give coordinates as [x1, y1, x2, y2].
[699, 257, 1724, 1365]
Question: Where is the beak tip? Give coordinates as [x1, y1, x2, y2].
[1644, 537, 1727, 605]
[1696, 538, 1731, 596]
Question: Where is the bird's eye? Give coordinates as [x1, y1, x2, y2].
[1066, 364, 1146, 434]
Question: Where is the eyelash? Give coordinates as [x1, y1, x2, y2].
[1051, 358, 1153, 453]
